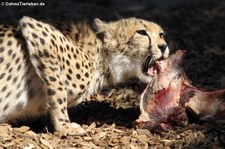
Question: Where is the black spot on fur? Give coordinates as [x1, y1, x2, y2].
[66, 74, 72, 80]
[3, 104, 9, 111]
[36, 23, 43, 28]
[63, 98, 66, 102]
[49, 76, 56, 82]
[71, 47, 74, 53]
[80, 84, 85, 90]
[44, 27, 49, 32]
[7, 40, 12, 47]
[5, 63, 10, 70]
[43, 49, 50, 57]
[59, 46, 63, 53]
[84, 73, 89, 78]
[15, 57, 20, 63]
[5, 91, 11, 98]
[12, 53, 16, 59]
[49, 60, 55, 65]
[39, 63, 46, 70]
[8, 68, 13, 73]
[51, 34, 56, 40]
[59, 37, 63, 42]
[27, 23, 34, 29]
[42, 31, 48, 37]
[61, 109, 65, 114]
[63, 106, 66, 110]
[1, 85, 7, 92]
[50, 26, 55, 32]
[76, 63, 80, 69]
[72, 83, 76, 88]
[0, 47, 4, 53]
[16, 83, 21, 90]
[47, 88, 56, 96]
[0, 57, 4, 63]
[13, 76, 18, 84]
[58, 118, 64, 122]
[85, 65, 88, 69]
[76, 74, 81, 80]
[40, 38, 45, 45]
[16, 90, 22, 98]
[66, 44, 69, 50]
[68, 90, 73, 96]
[57, 98, 63, 104]
[50, 66, 58, 71]
[32, 33, 38, 38]
[58, 87, 63, 91]
[50, 39, 55, 46]
[67, 54, 72, 59]
[65, 80, 69, 85]
[31, 41, 36, 47]
[62, 63, 65, 69]
[17, 65, 22, 71]
[68, 69, 73, 74]
[66, 60, 70, 66]
[74, 33, 80, 41]
[8, 49, 13, 56]
[0, 33, 5, 37]
[7, 75, 12, 81]
[73, 54, 77, 59]
[57, 55, 61, 61]
[76, 48, 79, 54]
[0, 73, 6, 79]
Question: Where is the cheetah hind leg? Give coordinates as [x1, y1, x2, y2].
[19, 16, 85, 135]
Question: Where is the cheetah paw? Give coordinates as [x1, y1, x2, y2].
[55, 122, 86, 136]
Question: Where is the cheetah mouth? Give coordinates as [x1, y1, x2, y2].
[143, 55, 155, 76]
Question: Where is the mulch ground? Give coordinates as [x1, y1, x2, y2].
[0, 0, 225, 148]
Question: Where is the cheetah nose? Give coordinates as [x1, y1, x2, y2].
[158, 44, 167, 54]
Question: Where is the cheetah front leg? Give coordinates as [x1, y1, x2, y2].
[46, 78, 85, 135]
[19, 16, 85, 135]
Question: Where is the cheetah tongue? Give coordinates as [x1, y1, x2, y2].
[147, 60, 163, 77]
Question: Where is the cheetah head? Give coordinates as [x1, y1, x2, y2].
[94, 18, 169, 84]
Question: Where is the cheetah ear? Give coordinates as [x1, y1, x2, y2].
[94, 18, 117, 48]
[94, 18, 105, 41]
[94, 18, 111, 42]
[94, 18, 107, 31]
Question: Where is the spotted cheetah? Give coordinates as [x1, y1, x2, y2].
[0, 16, 169, 134]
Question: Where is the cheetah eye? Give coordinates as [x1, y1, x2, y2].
[159, 32, 165, 38]
[136, 30, 148, 36]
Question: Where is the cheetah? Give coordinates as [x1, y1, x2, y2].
[0, 16, 169, 134]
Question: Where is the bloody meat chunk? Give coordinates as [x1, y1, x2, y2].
[137, 50, 225, 131]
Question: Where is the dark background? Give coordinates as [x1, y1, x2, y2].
[1, 0, 225, 89]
